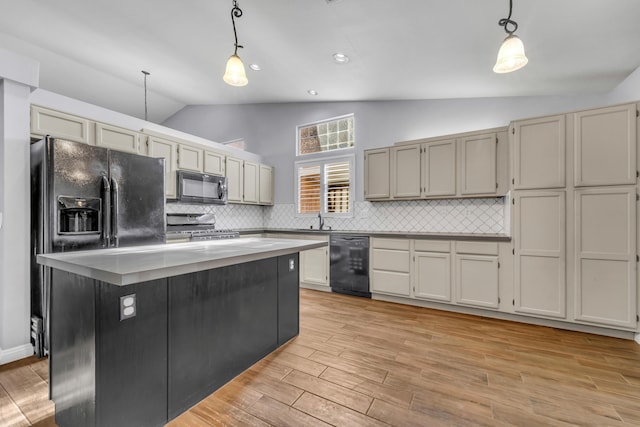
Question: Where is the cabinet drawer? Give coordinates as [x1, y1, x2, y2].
[372, 238, 410, 251]
[414, 240, 451, 253]
[372, 248, 410, 272]
[455, 241, 498, 255]
[371, 270, 411, 296]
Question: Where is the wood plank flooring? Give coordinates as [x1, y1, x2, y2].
[3, 288, 640, 426]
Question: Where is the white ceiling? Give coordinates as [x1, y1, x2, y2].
[1, 0, 640, 123]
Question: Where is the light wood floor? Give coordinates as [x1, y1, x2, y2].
[3, 289, 640, 426]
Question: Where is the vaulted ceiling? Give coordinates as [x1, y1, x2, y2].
[2, 0, 639, 123]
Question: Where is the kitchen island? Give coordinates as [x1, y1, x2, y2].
[37, 237, 327, 427]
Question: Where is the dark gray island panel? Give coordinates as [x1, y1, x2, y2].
[49, 253, 301, 427]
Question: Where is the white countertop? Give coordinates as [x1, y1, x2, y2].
[37, 237, 327, 286]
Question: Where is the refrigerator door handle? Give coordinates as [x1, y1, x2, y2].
[101, 175, 111, 248]
[111, 177, 119, 247]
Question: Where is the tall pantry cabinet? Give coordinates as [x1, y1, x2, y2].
[511, 102, 639, 331]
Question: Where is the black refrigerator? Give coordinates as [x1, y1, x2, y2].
[30, 136, 166, 356]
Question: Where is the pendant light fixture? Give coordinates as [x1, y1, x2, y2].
[223, 0, 248, 86]
[493, 0, 528, 73]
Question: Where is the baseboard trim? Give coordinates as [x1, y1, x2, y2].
[372, 293, 637, 340]
[635, 333, 640, 345]
[0, 343, 34, 365]
[300, 283, 331, 292]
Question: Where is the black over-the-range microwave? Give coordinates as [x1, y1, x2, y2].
[175, 170, 228, 204]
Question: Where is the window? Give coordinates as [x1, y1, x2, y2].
[297, 114, 354, 156]
[296, 155, 354, 217]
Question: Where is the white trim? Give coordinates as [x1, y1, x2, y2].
[635, 333, 640, 345]
[0, 344, 34, 365]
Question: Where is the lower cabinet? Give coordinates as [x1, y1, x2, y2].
[414, 240, 451, 302]
[455, 253, 499, 309]
[371, 238, 411, 296]
[300, 246, 329, 289]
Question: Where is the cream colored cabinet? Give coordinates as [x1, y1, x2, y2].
[146, 136, 178, 199]
[512, 115, 566, 189]
[30, 105, 91, 144]
[458, 133, 497, 196]
[300, 246, 329, 288]
[364, 148, 390, 200]
[574, 187, 637, 329]
[371, 238, 411, 296]
[177, 144, 204, 172]
[243, 161, 260, 204]
[226, 156, 243, 203]
[391, 144, 421, 198]
[259, 164, 274, 205]
[95, 122, 140, 154]
[204, 150, 225, 176]
[421, 138, 456, 197]
[574, 103, 637, 187]
[513, 191, 566, 318]
[454, 242, 499, 309]
[413, 240, 451, 302]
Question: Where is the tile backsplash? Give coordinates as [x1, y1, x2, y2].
[168, 197, 508, 234]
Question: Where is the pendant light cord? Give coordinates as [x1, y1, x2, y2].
[142, 70, 150, 121]
[498, 0, 518, 35]
[231, 0, 244, 55]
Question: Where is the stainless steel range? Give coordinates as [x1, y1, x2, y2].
[166, 213, 239, 242]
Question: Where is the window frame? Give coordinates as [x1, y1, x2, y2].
[294, 153, 355, 219]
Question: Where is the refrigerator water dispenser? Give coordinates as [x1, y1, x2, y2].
[57, 196, 101, 234]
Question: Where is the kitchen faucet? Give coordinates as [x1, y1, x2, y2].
[318, 212, 324, 230]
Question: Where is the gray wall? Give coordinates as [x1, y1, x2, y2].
[162, 71, 640, 204]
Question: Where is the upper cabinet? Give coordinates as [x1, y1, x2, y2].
[225, 157, 274, 205]
[391, 144, 421, 198]
[204, 151, 225, 176]
[573, 103, 637, 187]
[94, 123, 140, 154]
[31, 105, 91, 144]
[259, 164, 274, 205]
[146, 136, 178, 199]
[512, 115, 566, 190]
[226, 156, 244, 203]
[364, 148, 390, 200]
[368, 127, 508, 201]
[177, 144, 204, 172]
[458, 132, 497, 196]
[422, 138, 456, 197]
[243, 161, 260, 204]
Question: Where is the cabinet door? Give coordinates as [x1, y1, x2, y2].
[455, 254, 499, 308]
[95, 123, 139, 153]
[147, 136, 178, 199]
[574, 187, 636, 329]
[177, 144, 204, 172]
[513, 115, 566, 189]
[574, 103, 637, 187]
[259, 164, 274, 205]
[414, 251, 451, 301]
[391, 144, 421, 198]
[30, 106, 91, 144]
[243, 161, 259, 204]
[226, 157, 243, 203]
[459, 133, 497, 195]
[421, 139, 456, 197]
[300, 247, 328, 286]
[513, 191, 566, 318]
[364, 148, 390, 199]
[204, 151, 225, 176]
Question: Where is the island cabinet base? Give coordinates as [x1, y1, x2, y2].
[49, 254, 300, 427]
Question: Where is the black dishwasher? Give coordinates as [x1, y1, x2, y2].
[329, 235, 370, 298]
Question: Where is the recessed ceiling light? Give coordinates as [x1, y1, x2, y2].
[249, 64, 261, 71]
[307, 90, 319, 96]
[333, 53, 349, 64]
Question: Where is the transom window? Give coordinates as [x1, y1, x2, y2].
[297, 114, 354, 156]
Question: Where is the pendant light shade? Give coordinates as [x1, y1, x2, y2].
[493, 34, 528, 73]
[493, 0, 528, 74]
[223, 0, 248, 86]
[223, 54, 248, 86]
